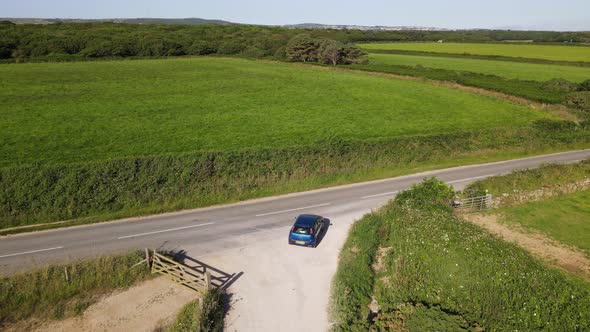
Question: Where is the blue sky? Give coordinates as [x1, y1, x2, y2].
[3, 0, 589, 31]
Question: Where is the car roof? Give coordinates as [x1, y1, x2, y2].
[294, 214, 321, 227]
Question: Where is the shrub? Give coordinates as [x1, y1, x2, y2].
[166, 290, 225, 332]
[565, 91, 590, 111]
[394, 177, 454, 210]
[578, 79, 590, 91]
[188, 40, 217, 55]
[541, 78, 578, 92]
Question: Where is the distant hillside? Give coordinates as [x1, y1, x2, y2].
[283, 23, 447, 31]
[1, 17, 233, 25]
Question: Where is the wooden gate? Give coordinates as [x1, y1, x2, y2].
[147, 249, 211, 293]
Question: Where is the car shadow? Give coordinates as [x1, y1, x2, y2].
[314, 219, 332, 248]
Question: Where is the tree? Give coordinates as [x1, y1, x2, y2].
[340, 44, 367, 64]
[285, 34, 318, 62]
[317, 38, 342, 65]
[188, 40, 216, 55]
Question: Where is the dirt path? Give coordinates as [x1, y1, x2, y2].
[465, 214, 590, 280]
[28, 277, 197, 332]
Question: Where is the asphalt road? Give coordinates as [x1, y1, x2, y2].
[1, 149, 589, 274]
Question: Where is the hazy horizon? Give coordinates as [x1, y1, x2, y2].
[3, 0, 590, 31]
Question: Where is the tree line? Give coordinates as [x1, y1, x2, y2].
[1, 21, 589, 63]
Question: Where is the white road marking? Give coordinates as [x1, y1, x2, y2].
[361, 191, 399, 199]
[0, 246, 64, 259]
[117, 222, 216, 239]
[446, 174, 498, 184]
[255, 203, 332, 217]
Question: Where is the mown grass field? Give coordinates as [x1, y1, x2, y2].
[498, 190, 590, 254]
[0, 57, 552, 168]
[331, 179, 590, 331]
[359, 42, 590, 62]
[369, 53, 590, 82]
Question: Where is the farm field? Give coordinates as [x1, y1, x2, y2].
[369, 52, 590, 82]
[498, 190, 590, 254]
[0, 57, 551, 168]
[359, 42, 590, 62]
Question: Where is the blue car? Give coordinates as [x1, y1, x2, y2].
[288, 214, 328, 248]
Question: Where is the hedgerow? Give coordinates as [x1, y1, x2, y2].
[2, 122, 589, 231]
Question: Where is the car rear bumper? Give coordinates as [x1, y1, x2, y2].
[289, 239, 315, 247]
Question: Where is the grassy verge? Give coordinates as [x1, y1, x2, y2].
[0, 251, 152, 327]
[331, 179, 590, 331]
[164, 290, 225, 332]
[497, 190, 590, 254]
[330, 211, 383, 330]
[463, 159, 590, 197]
[2, 123, 589, 234]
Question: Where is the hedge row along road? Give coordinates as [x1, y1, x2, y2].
[1, 150, 588, 331]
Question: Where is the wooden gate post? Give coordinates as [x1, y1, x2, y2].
[205, 271, 212, 290]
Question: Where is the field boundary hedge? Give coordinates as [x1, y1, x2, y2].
[365, 49, 590, 67]
[1, 122, 589, 232]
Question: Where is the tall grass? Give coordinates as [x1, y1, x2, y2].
[165, 290, 225, 332]
[0, 251, 152, 326]
[331, 179, 590, 331]
[2, 123, 589, 231]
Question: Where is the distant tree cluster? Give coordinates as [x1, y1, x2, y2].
[284, 34, 366, 65]
[0, 21, 589, 62]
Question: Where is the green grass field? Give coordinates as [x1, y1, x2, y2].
[360, 42, 590, 62]
[369, 53, 590, 82]
[498, 190, 590, 254]
[0, 57, 552, 168]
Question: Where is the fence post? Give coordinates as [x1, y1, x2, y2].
[205, 271, 212, 290]
[145, 248, 151, 270]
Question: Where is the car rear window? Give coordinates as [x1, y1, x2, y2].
[293, 226, 311, 234]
